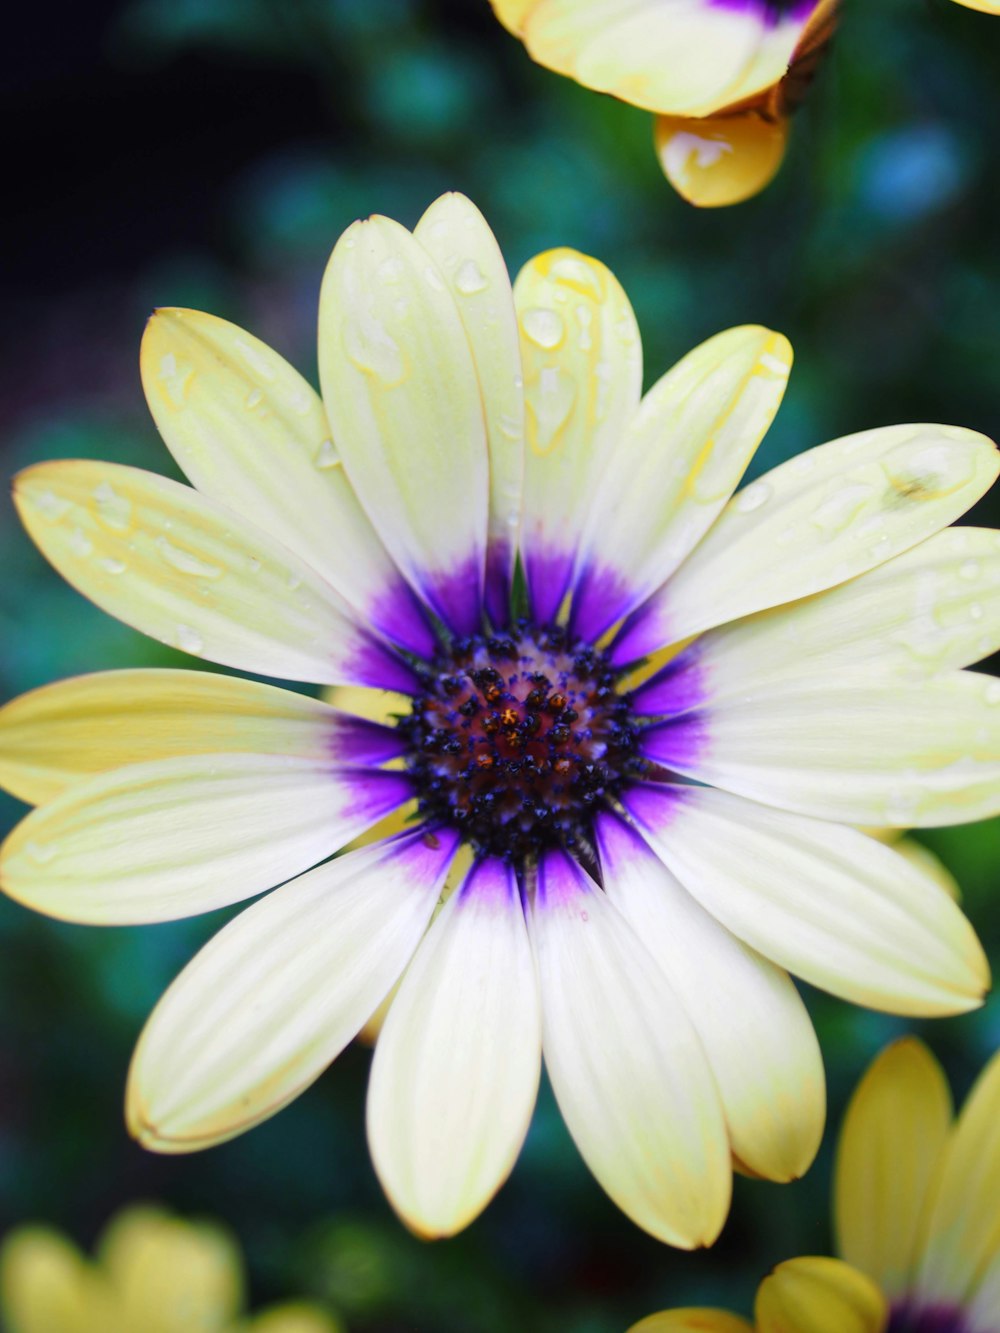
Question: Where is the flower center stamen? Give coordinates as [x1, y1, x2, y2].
[401, 623, 644, 863]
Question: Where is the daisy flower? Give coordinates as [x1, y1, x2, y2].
[2, 194, 999, 1248]
[0, 1203, 339, 1333]
[488, 0, 839, 206]
[631, 1037, 1000, 1333]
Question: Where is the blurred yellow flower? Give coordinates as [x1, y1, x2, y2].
[489, 0, 838, 205]
[0, 1204, 341, 1333]
[630, 1037, 1000, 1332]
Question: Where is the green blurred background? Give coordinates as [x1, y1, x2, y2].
[2, 0, 999, 1328]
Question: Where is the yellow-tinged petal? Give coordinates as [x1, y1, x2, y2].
[650, 526, 1000, 707]
[319, 211, 489, 635]
[413, 194, 524, 622]
[0, 1227, 111, 1333]
[13, 460, 415, 691]
[913, 1046, 1000, 1309]
[644, 671, 1000, 829]
[614, 424, 1000, 663]
[0, 753, 411, 924]
[597, 812, 824, 1185]
[367, 860, 541, 1238]
[893, 839, 961, 902]
[528, 849, 732, 1249]
[628, 1312, 753, 1333]
[514, 248, 642, 622]
[140, 308, 434, 658]
[571, 325, 791, 639]
[654, 110, 789, 208]
[127, 830, 459, 1153]
[509, 0, 817, 118]
[951, 0, 1000, 11]
[626, 785, 990, 1017]
[0, 669, 402, 807]
[834, 1039, 953, 1301]
[98, 1205, 242, 1333]
[322, 684, 411, 726]
[246, 1305, 345, 1333]
[755, 1256, 888, 1333]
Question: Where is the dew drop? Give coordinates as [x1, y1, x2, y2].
[156, 537, 223, 579]
[970, 604, 984, 622]
[247, 557, 262, 574]
[343, 317, 406, 385]
[455, 259, 488, 295]
[233, 338, 278, 382]
[245, 388, 264, 411]
[986, 681, 1000, 705]
[959, 559, 981, 581]
[32, 489, 72, 520]
[424, 265, 446, 293]
[315, 439, 339, 469]
[176, 624, 205, 655]
[735, 481, 772, 513]
[92, 483, 133, 532]
[521, 307, 565, 350]
[377, 256, 405, 284]
[811, 482, 875, 538]
[25, 840, 58, 865]
[68, 527, 93, 557]
[98, 556, 128, 575]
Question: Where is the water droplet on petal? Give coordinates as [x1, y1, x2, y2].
[343, 317, 406, 386]
[521, 308, 564, 350]
[32, 489, 72, 520]
[377, 256, 405, 284]
[98, 557, 128, 575]
[92, 483, 133, 532]
[315, 439, 339, 469]
[176, 624, 205, 655]
[156, 537, 223, 579]
[455, 259, 488, 295]
[735, 481, 772, 514]
[245, 388, 264, 411]
[959, 559, 981, 581]
[68, 527, 93, 557]
[986, 680, 1000, 705]
[25, 840, 58, 865]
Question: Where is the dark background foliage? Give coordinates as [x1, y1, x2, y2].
[1, 1, 999, 1328]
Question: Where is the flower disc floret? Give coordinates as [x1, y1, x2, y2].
[401, 622, 644, 862]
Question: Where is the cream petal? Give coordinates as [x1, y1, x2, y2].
[367, 857, 541, 1237]
[913, 1046, 1000, 1311]
[413, 194, 525, 626]
[596, 811, 824, 1184]
[13, 460, 416, 691]
[571, 326, 791, 640]
[140, 308, 435, 658]
[0, 753, 412, 924]
[636, 527, 1000, 715]
[508, 0, 817, 118]
[527, 848, 731, 1248]
[319, 212, 489, 635]
[614, 424, 1000, 663]
[0, 668, 404, 807]
[833, 1039, 953, 1302]
[754, 1256, 888, 1333]
[513, 249, 642, 623]
[625, 784, 990, 1016]
[642, 671, 1000, 828]
[126, 829, 459, 1152]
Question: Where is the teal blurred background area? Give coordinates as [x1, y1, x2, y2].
[2, 0, 1000, 1328]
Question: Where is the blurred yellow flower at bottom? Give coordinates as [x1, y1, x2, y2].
[0, 1205, 341, 1333]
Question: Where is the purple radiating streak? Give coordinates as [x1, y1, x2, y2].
[888, 1302, 973, 1333]
[337, 766, 415, 826]
[373, 575, 439, 660]
[423, 552, 486, 639]
[460, 854, 519, 906]
[536, 845, 592, 907]
[328, 711, 409, 766]
[631, 647, 707, 718]
[608, 595, 672, 667]
[640, 712, 710, 772]
[524, 546, 574, 627]
[620, 779, 691, 837]
[351, 632, 422, 694]
[568, 562, 636, 643]
[593, 806, 653, 876]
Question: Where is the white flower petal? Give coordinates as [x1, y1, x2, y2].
[636, 527, 1000, 716]
[625, 784, 990, 1016]
[413, 194, 525, 627]
[595, 811, 824, 1183]
[127, 829, 459, 1151]
[319, 212, 489, 634]
[571, 326, 791, 640]
[367, 857, 541, 1237]
[528, 848, 731, 1248]
[642, 671, 1000, 828]
[0, 754, 412, 924]
[513, 249, 642, 623]
[13, 460, 416, 691]
[140, 308, 435, 658]
[0, 668, 404, 807]
[614, 424, 1000, 663]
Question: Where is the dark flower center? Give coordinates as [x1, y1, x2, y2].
[401, 623, 644, 863]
